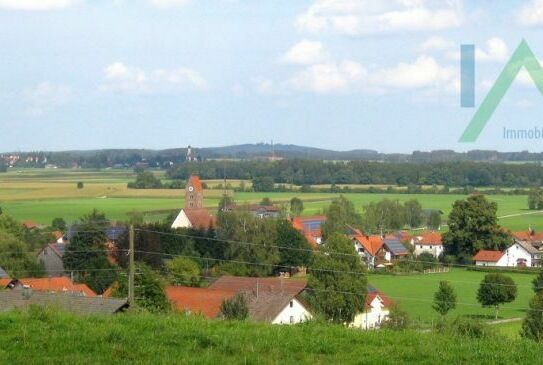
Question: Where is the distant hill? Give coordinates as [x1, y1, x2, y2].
[2, 143, 542, 168]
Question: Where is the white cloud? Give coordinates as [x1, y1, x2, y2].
[281, 40, 328, 65]
[296, 0, 464, 35]
[149, 0, 190, 8]
[101, 62, 206, 94]
[476, 37, 508, 62]
[0, 0, 77, 10]
[371, 56, 455, 90]
[22, 82, 73, 116]
[287, 60, 366, 94]
[517, 0, 543, 26]
[253, 77, 277, 95]
[418, 36, 454, 52]
[446, 37, 509, 63]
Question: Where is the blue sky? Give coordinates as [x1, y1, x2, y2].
[1, 0, 543, 153]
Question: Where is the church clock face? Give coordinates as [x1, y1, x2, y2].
[188, 186, 194, 192]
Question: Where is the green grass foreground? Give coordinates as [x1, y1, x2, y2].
[0, 310, 541, 364]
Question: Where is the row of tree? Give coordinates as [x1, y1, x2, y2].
[167, 159, 543, 187]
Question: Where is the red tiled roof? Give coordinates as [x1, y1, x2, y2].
[304, 232, 320, 249]
[184, 208, 215, 230]
[473, 250, 504, 262]
[417, 232, 442, 245]
[365, 291, 392, 310]
[51, 231, 63, 240]
[166, 286, 235, 318]
[513, 231, 543, 242]
[0, 277, 97, 297]
[354, 235, 384, 256]
[187, 175, 203, 193]
[209, 275, 307, 297]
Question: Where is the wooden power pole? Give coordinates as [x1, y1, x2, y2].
[128, 224, 135, 305]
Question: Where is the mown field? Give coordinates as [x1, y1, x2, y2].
[0, 310, 542, 365]
[0, 169, 541, 231]
[368, 268, 536, 325]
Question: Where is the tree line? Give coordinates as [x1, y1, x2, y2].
[167, 159, 543, 187]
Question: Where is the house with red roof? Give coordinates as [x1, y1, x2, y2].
[412, 231, 444, 258]
[513, 229, 543, 248]
[167, 275, 313, 324]
[350, 234, 386, 268]
[291, 216, 326, 248]
[473, 241, 541, 267]
[0, 277, 96, 297]
[351, 286, 392, 330]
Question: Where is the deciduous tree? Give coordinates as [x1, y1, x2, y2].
[477, 273, 517, 319]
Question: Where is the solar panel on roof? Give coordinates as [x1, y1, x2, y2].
[303, 220, 323, 231]
[384, 240, 408, 254]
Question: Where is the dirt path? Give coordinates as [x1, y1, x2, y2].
[487, 317, 522, 325]
[498, 210, 543, 219]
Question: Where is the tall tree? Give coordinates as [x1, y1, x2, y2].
[165, 257, 201, 286]
[533, 271, 543, 294]
[323, 196, 362, 236]
[289, 197, 304, 217]
[216, 211, 280, 277]
[477, 273, 517, 319]
[404, 199, 423, 228]
[50, 218, 67, 232]
[63, 210, 117, 294]
[528, 187, 543, 210]
[362, 199, 405, 234]
[276, 219, 312, 271]
[308, 233, 367, 324]
[113, 262, 170, 313]
[521, 293, 543, 342]
[427, 210, 442, 230]
[443, 195, 511, 261]
[433, 281, 456, 317]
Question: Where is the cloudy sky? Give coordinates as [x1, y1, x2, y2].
[1, 0, 543, 152]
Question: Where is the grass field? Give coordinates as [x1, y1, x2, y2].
[369, 268, 536, 325]
[0, 169, 541, 231]
[1, 310, 542, 364]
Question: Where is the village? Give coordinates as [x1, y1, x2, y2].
[0, 174, 540, 333]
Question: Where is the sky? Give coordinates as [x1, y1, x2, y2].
[2, 0, 543, 153]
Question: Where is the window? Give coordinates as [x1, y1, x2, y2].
[289, 316, 294, 324]
[289, 300, 293, 308]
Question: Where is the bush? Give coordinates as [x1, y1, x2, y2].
[381, 304, 410, 330]
[220, 294, 248, 320]
[77, 181, 84, 189]
[448, 317, 488, 338]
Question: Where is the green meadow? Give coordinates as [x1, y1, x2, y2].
[0, 310, 542, 365]
[369, 268, 537, 325]
[0, 169, 541, 231]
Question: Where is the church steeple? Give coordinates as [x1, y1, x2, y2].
[185, 175, 203, 209]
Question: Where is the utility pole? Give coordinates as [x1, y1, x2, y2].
[128, 224, 135, 306]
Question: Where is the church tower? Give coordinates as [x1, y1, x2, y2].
[185, 175, 204, 209]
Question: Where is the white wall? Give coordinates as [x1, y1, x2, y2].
[171, 210, 192, 229]
[414, 244, 443, 258]
[500, 244, 533, 267]
[351, 296, 390, 330]
[272, 298, 312, 325]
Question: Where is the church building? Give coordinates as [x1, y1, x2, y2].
[171, 175, 214, 230]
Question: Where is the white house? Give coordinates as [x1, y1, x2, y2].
[473, 241, 541, 267]
[351, 288, 391, 330]
[412, 232, 444, 258]
[171, 208, 214, 230]
[251, 293, 313, 325]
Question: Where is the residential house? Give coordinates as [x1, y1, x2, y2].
[513, 229, 543, 249]
[205, 275, 312, 324]
[351, 286, 392, 330]
[166, 286, 235, 318]
[473, 241, 541, 267]
[0, 289, 128, 315]
[412, 232, 444, 258]
[350, 233, 386, 268]
[473, 250, 505, 266]
[37, 243, 67, 276]
[382, 238, 409, 261]
[0, 277, 97, 297]
[291, 216, 327, 248]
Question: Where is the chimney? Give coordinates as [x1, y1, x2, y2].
[22, 285, 32, 300]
